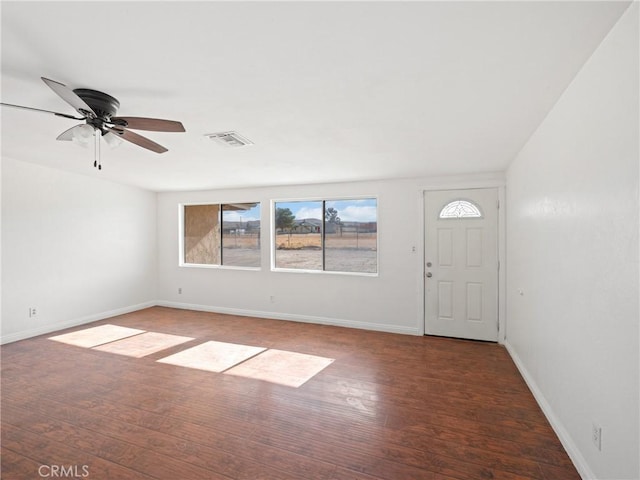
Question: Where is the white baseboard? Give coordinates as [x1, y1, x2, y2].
[504, 341, 595, 480]
[156, 300, 421, 336]
[0, 301, 156, 345]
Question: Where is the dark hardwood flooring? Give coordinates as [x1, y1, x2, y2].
[1, 307, 580, 479]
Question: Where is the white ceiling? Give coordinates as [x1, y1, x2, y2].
[1, 1, 631, 192]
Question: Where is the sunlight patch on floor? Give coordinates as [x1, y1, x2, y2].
[157, 340, 266, 372]
[224, 348, 335, 388]
[48, 324, 144, 348]
[92, 331, 194, 358]
[49, 325, 335, 387]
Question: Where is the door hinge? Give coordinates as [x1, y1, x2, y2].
[496, 199, 500, 209]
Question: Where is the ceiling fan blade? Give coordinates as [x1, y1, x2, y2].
[106, 126, 168, 154]
[110, 116, 185, 132]
[41, 77, 96, 117]
[0, 102, 84, 120]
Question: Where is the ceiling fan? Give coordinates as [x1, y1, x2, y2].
[1, 77, 186, 169]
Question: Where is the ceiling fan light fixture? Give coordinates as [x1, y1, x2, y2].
[103, 131, 123, 149]
[205, 131, 253, 148]
[71, 124, 96, 148]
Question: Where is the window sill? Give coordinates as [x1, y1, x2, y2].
[270, 267, 378, 277]
[179, 263, 261, 272]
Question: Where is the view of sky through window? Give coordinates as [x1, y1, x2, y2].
[276, 198, 377, 223]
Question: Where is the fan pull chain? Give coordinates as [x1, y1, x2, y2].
[93, 129, 102, 170]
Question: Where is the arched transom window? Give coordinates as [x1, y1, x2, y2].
[439, 200, 483, 219]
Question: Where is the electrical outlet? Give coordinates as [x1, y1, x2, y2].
[592, 423, 602, 451]
[178, 288, 182, 294]
[29, 307, 37, 318]
[269, 295, 275, 303]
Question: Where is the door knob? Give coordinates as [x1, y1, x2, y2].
[426, 272, 433, 278]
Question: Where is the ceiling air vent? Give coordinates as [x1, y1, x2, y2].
[205, 131, 253, 148]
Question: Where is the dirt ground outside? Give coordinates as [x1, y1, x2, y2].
[221, 233, 377, 272]
[275, 233, 377, 272]
[275, 248, 377, 272]
[274, 232, 376, 250]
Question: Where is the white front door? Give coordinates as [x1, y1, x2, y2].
[424, 188, 499, 341]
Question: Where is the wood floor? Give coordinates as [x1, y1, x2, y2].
[1, 307, 580, 480]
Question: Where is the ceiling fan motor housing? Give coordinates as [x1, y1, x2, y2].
[73, 88, 120, 119]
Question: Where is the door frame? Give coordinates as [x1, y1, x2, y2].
[416, 177, 506, 343]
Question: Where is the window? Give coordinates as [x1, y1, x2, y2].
[274, 198, 377, 274]
[182, 203, 261, 267]
[439, 200, 482, 219]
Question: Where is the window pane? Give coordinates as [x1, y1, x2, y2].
[222, 203, 261, 267]
[324, 199, 377, 273]
[184, 205, 220, 264]
[274, 201, 322, 270]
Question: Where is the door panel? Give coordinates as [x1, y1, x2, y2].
[438, 282, 453, 319]
[466, 282, 483, 321]
[424, 188, 498, 341]
[466, 228, 483, 267]
[438, 229, 454, 266]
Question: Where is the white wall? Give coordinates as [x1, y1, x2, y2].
[1, 157, 158, 343]
[505, 4, 639, 480]
[157, 174, 504, 335]
[158, 179, 421, 334]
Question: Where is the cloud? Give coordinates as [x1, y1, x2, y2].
[278, 200, 377, 223]
[222, 211, 259, 222]
[339, 205, 377, 222]
[294, 206, 323, 219]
